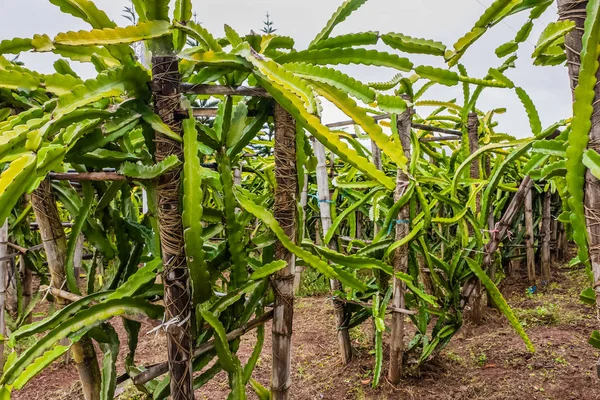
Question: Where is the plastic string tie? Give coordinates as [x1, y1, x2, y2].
[387, 219, 410, 235]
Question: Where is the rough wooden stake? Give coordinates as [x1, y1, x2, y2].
[388, 101, 412, 384]
[19, 254, 32, 324]
[151, 54, 193, 400]
[32, 180, 101, 400]
[525, 189, 536, 287]
[551, 194, 559, 264]
[271, 104, 297, 400]
[541, 190, 552, 283]
[467, 112, 484, 324]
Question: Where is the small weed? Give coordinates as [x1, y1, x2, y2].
[514, 303, 560, 326]
[554, 356, 568, 366]
[470, 350, 487, 366]
[445, 350, 464, 365]
[298, 268, 330, 297]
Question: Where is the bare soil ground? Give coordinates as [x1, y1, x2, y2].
[14, 261, 600, 400]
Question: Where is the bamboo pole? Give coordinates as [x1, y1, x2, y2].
[271, 104, 298, 400]
[467, 112, 484, 324]
[151, 54, 193, 400]
[312, 138, 353, 365]
[525, 189, 536, 287]
[388, 101, 412, 384]
[541, 190, 552, 283]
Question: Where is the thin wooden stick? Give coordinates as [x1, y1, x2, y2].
[419, 135, 461, 142]
[333, 297, 417, 315]
[48, 172, 128, 182]
[461, 176, 533, 305]
[130, 311, 274, 385]
[525, 189, 536, 286]
[325, 113, 462, 136]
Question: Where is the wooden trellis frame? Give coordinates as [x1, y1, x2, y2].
[12, 81, 563, 399]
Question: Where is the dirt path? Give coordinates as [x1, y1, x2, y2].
[14, 263, 600, 400]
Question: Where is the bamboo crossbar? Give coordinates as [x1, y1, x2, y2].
[179, 83, 270, 97]
[130, 310, 274, 385]
[39, 285, 160, 328]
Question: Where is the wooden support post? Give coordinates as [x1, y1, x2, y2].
[551, 193, 559, 264]
[32, 180, 101, 400]
[151, 54, 193, 400]
[558, 0, 600, 319]
[271, 104, 298, 400]
[19, 254, 32, 324]
[0, 220, 6, 370]
[467, 112, 484, 323]
[541, 190, 552, 283]
[525, 189, 536, 287]
[485, 153, 497, 306]
[312, 138, 353, 365]
[388, 101, 412, 384]
[558, 222, 567, 262]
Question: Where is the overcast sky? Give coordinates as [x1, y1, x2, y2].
[0, 0, 572, 137]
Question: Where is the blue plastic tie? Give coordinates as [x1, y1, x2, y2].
[387, 219, 411, 235]
[318, 199, 335, 204]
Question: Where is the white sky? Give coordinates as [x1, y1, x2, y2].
[0, 0, 572, 137]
